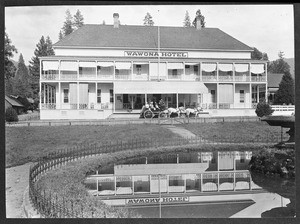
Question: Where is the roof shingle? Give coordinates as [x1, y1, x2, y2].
[54, 24, 253, 51]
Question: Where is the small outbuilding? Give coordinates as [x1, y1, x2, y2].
[5, 95, 25, 114]
[267, 73, 284, 104]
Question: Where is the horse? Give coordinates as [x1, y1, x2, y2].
[163, 107, 180, 118]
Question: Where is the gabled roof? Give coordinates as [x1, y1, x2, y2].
[54, 24, 253, 51]
[267, 73, 284, 88]
[5, 95, 24, 107]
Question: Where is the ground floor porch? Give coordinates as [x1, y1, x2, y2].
[39, 82, 267, 119]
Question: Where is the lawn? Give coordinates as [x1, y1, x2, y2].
[5, 124, 179, 167]
[179, 121, 289, 142]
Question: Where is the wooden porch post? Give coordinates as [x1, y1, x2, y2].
[249, 83, 252, 108]
[176, 93, 179, 108]
[95, 82, 98, 109]
[59, 82, 61, 109]
[77, 82, 79, 109]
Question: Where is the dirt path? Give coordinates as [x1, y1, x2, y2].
[6, 162, 33, 218]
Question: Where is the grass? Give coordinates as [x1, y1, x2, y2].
[179, 121, 290, 142]
[5, 124, 179, 167]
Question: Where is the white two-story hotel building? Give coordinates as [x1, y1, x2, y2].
[39, 13, 267, 120]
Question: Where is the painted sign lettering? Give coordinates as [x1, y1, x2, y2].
[124, 51, 188, 58]
[126, 196, 189, 204]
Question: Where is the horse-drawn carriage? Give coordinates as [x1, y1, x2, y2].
[140, 100, 205, 119]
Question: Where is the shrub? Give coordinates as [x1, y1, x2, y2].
[5, 107, 19, 122]
[255, 100, 274, 117]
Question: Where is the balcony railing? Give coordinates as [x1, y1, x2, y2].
[202, 76, 217, 82]
[218, 76, 234, 81]
[235, 76, 250, 82]
[251, 76, 266, 82]
[168, 75, 182, 80]
[61, 74, 78, 80]
[115, 74, 131, 80]
[41, 74, 59, 81]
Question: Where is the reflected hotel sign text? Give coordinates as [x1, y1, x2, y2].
[126, 196, 189, 204]
[124, 51, 188, 58]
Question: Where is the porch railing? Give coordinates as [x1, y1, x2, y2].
[202, 76, 217, 82]
[60, 74, 78, 80]
[251, 76, 266, 82]
[115, 74, 131, 80]
[41, 103, 56, 110]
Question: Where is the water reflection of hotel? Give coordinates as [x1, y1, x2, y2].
[84, 151, 262, 196]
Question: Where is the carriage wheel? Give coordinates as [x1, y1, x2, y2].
[159, 111, 167, 118]
[144, 110, 154, 119]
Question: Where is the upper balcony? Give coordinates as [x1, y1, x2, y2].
[40, 60, 267, 83]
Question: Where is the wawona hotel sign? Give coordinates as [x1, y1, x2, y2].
[126, 196, 189, 205]
[125, 51, 188, 58]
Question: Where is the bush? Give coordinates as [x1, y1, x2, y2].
[255, 100, 274, 117]
[5, 107, 19, 122]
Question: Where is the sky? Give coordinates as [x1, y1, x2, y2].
[5, 4, 294, 65]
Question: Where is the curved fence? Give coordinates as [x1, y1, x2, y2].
[28, 134, 282, 218]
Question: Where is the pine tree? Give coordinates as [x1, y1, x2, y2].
[183, 11, 191, 27]
[13, 54, 32, 97]
[143, 12, 154, 26]
[58, 30, 63, 40]
[192, 9, 205, 28]
[4, 31, 17, 80]
[274, 71, 295, 105]
[268, 51, 290, 74]
[5, 31, 18, 95]
[73, 9, 84, 29]
[62, 9, 74, 36]
[251, 47, 269, 60]
[29, 36, 55, 99]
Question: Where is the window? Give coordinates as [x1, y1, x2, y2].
[115, 69, 119, 75]
[172, 69, 177, 76]
[97, 89, 101, 103]
[185, 65, 190, 69]
[110, 89, 114, 103]
[136, 65, 142, 75]
[63, 89, 69, 103]
[240, 90, 245, 103]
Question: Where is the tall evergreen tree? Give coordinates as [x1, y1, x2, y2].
[4, 31, 18, 95]
[62, 9, 74, 36]
[29, 36, 55, 99]
[274, 71, 294, 105]
[73, 9, 84, 29]
[268, 51, 290, 74]
[192, 9, 205, 28]
[251, 47, 269, 60]
[143, 12, 154, 26]
[13, 54, 32, 97]
[58, 30, 63, 40]
[183, 11, 191, 27]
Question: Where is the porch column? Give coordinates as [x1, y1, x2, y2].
[257, 85, 260, 103]
[77, 60, 79, 80]
[216, 62, 219, 81]
[113, 61, 116, 80]
[47, 84, 49, 104]
[233, 83, 235, 109]
[58, 60, 61, 80]
[176, 93, 179, 108]
[233, 62, 235, 81]
[217, 83, 219, 109]
[145, 94, 147, 104]
[59, 82, 61, 109]
[113, 93, 116, 113]
[43, 84, 46, 105]
[217, 173, 220, 192]
[249, 83, 252, 108]
[95, 82, 98, 109]
[233, 172, 236, 191]
[249, 63, 251, 82]
[39, 59, 42, 109]
[200, 173, 203, 192]
[199, 62, 202, 82]
[77, 82, 79, 109]
[265, 84, 268, 103]
[95, 60, 98, 79]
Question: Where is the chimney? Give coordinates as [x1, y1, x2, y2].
[113, 13, 119, 28]
[196, 17, 201, 30]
